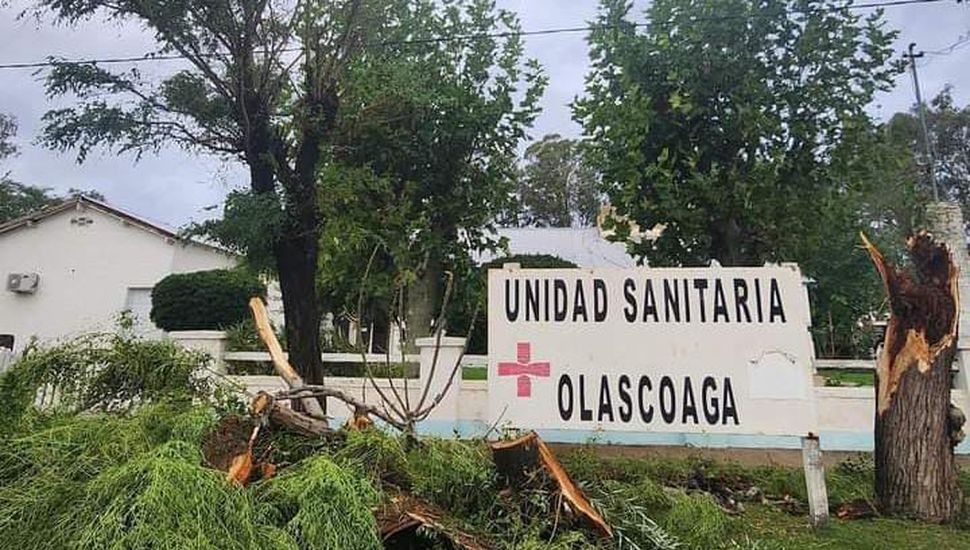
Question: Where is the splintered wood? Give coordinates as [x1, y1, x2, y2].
[862, 231, 963, 522]
[490, 431, 613, 538]
[249, 297, 327, 420]
[379, 494, 496, 550]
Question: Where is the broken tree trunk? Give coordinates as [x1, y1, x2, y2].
[249, 297, 327, 420]
[490, 431, 612, 538]
[862, 231, 964, 522]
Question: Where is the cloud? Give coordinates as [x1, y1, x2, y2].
[1, 0, 967, 226]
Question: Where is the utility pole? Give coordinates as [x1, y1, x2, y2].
[903, 42, 940, 201]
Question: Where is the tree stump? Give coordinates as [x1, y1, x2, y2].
[490, 432, 612, 537]
[863, 231, 964, 522]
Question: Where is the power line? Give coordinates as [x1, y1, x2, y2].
[926, 32, 970, 55]
[0, 0, 951, 70]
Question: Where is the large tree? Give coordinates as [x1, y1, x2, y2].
[38, 0, 381, 389]
[575, 0, 919, 359]
[512, 134, 600, 228]
[889, 87, 970, 230]
[576, 0, 900, 267]
[320, 0, 545, 343]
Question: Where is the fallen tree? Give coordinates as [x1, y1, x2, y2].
[862, 231, 965, 522]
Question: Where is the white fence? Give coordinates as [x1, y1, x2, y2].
[0, 348, 17, 374]
[165, 331, 970, 454]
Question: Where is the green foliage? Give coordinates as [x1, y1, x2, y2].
[510, 134, 601, 228]
[407, 438, 496, 517]
[576, 0, 920, 357]
[0, 112, 16, 162]
[890, 87, 970, 230]
[590, 479, 680, 549]
[663, 492, 731, 549]
[0, 332, 214, 430]
[151, 269, 265, 331]
[73, 441, 291, 550]
[258, 455, 382, 550]
[0, 403, 229, 549]
[334, 428, 410, 486]
[186, 191, 285, 275]
[482, 254, 579, 271]
[0, 179, 59, 224]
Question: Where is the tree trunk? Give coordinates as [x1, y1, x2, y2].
[863, 231, 964, 522]
[405, 253, 442, 351]
[276, 234, 324, 387]
[489, 432, 613, 538]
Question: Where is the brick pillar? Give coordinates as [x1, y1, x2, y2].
[926, 202, 970, 410]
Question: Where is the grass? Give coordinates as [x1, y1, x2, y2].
[562, 447, 970, 549]
[462, 366, 488, 380]
[742, 503, 970, 549]
[818, 368, 875, 386]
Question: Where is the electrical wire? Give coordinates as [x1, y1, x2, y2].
[0, 0, 953, 70]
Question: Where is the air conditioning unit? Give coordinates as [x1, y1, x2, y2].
[6, 273, 39, 294]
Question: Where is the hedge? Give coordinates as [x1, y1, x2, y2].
[150, 269, 265, 331]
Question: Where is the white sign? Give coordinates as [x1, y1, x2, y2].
[487, 265, 817, 437]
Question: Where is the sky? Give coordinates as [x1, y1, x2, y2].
[1, 0, 969, 229]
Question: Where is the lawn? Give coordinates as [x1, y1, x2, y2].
[743, 503, 970, 549]
[818, 368, 874, 386]
[559, 447, 970, 549]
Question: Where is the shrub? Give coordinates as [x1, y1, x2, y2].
[0, 332, 214, 431]
[150, 269, 265, 331]
[480, 253, 579, 270]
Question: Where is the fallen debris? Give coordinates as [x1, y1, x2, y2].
[379, 494, 496, 550]
[490, 431, 613, 538]
[836, 499, 878, 520]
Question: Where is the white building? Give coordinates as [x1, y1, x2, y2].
[476, 227, 638, 268]
[0, 196, 238, 351]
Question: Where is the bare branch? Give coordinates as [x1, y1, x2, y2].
[415, 270, 456, 413]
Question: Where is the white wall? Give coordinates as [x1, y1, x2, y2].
[0, 203, 236, 351]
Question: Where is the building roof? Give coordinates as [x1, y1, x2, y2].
[477, 227, 638, 268]
[0, 195, 230, 253]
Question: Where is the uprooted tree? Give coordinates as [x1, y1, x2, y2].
[863, 231, 965, 522]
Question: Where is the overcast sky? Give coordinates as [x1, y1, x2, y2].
[1, 0, 969, 229]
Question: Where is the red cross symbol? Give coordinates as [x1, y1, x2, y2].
[497, 342, 550, 398]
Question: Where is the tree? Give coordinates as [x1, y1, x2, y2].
[889, 87, 970, 230]
[38, 0, 382, 394]
[512, 134, 600, 228]
[863, 231, 963, 522]
[0, 112, 17, 162]
[575, 0, 899, 267]
[0, 112, 57, 223]
[320, 0, 545, 344]
[575, 0, 920, 358]
[806, 118, 925, 357]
